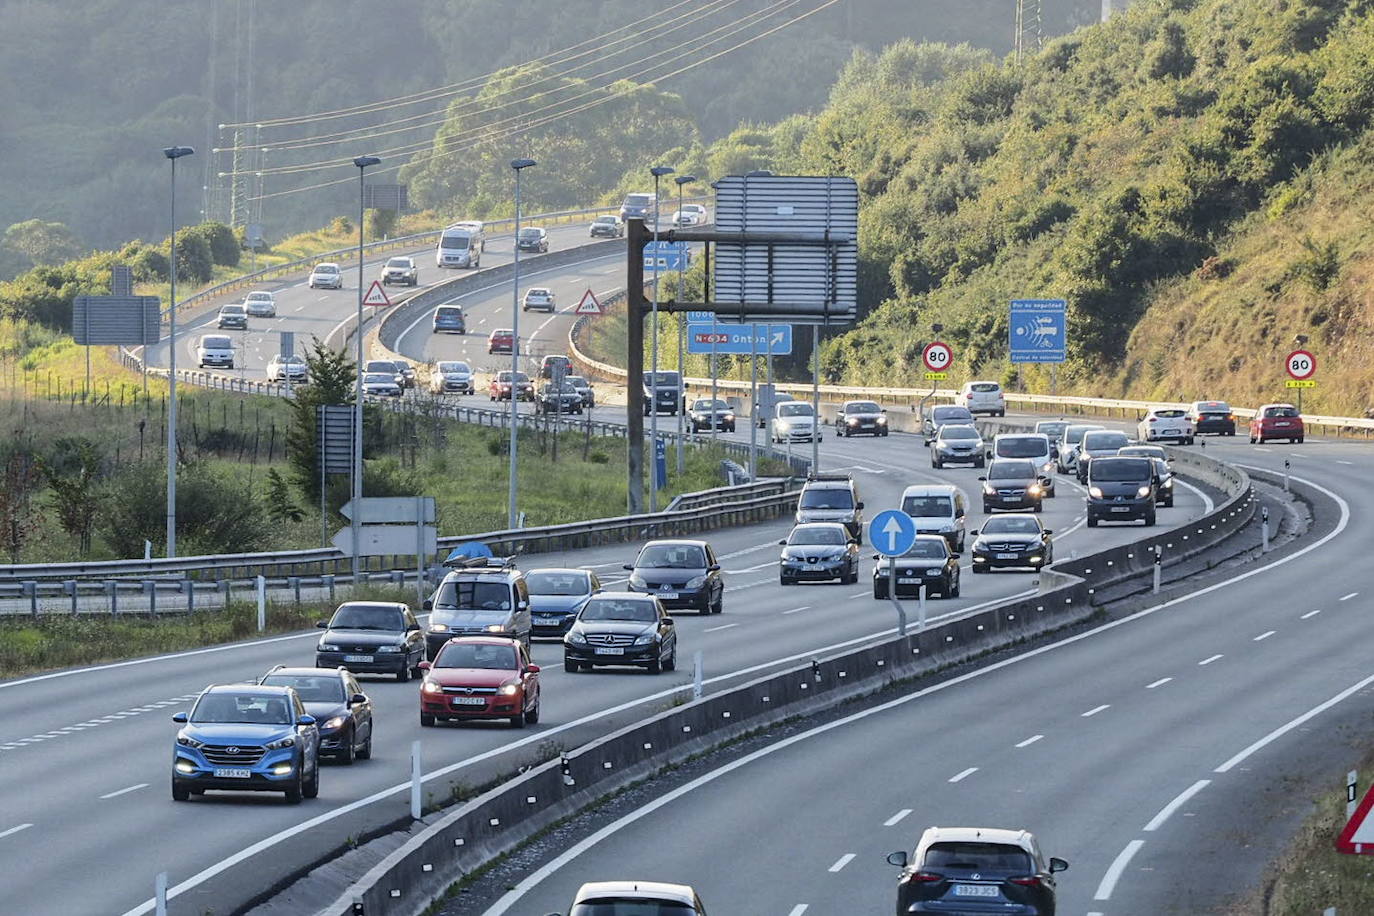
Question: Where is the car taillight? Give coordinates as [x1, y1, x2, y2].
[905, 872, 943, 884]
[1009, 875, 1043, 888]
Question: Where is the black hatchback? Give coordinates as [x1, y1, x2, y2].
[887, 826, 1068, 915]
[625, 539, 723, 614]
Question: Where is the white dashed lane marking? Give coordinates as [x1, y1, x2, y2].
[99, 783, 149, 800]
[1199, 654, 1223, 666]
[1254, 630, 1275, 642]
[949, 767, 978, 783]
[1340, 592, 1358, 601]
[883, 809, 912, 827]
[781, 606, 811, 615]
[0, 824, 34, 840]
[703, 624, 738, 633]
[786, 906, 808, 916]
[1082, 704, 1110, 717]
[828, 853, 856, 873]
[1015, 734, 1043, 748]
[0, 693, 200, 753]
[1301, 609, 1322, 619]
[1145, 678, 1172, 689]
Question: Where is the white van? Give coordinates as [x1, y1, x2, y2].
[899, 484, 968, 551]
[991, 433, 1056, 496]
[960, 380, 1006, 416]
[196, 334, 236, 369]
[435, 222, 484, 269]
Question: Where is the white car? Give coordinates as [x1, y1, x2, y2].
[429, 360, 474, 395]
[196, 334, 236, 369]
[553, 881, 706, 916]
[266, 354, 307, 383]
[521, 287, 556, 312]
[1137, 407, 1195, 444]
[243, 290, 277, 317]
[771, 401, 820, 443]
[361, 372, 402, 398]
[959, 380, 1005, 416]
[308, 262, 343, 289]
[672, 203, 708, 226]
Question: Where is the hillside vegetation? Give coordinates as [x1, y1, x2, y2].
[728, 0, 1374, 415]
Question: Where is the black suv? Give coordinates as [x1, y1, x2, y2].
[423, 557, 532, 657]
[259, 666, 373, 764]
[625, 539, 723, 615]
[1086, 456, 1157, 527]
[642, 370, 683, 415]
[315, 602, 426, 681]
[887, 826, 1068, 916]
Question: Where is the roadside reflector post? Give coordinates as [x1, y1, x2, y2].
[1261, 506, 1270, 553]
[410, 740, 423, 820]
[917, 583, 927, 631]
[1284, 458, 1291, 492]
[1349, 770, 1359, 819]
[692, 651, 704, 700]
[256, 575, 266, 631]
[155, 872, 168, 916]
[1152, 546, 1163, 595]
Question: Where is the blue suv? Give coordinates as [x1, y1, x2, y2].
[171, 685, 321, 804]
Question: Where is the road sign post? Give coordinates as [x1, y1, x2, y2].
[1286, 348, 1316, 413]
[870, 510, 919, 636]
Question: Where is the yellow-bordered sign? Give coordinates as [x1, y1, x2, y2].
[1285, 379, 1316, 389]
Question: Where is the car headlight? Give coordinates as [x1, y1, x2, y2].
[877, 416, 887, 424]
[265, 736, 296, 749]
[634, 633, 656, 646]
[1089, 486, 1104, 498]
[724, 413, 735, 421]
[983, 484, 997, 495]
[422, 679, 443, 694]
[322, 716, 346, 730]
[685, 575, 707, 589]
[1028, 485, 1042, 496]
[777, 421, 792, 432]
[318, 643, 339, 652]
[566, 629, 587, 645]
[628, 574, 647, 589]
[429, 623, 449, 633]
[377, 644, 403, 653]
[485, 624, 508, 633]
[846, 418, 859, 425]
[176, 733, 204, 748]
[498, 683, 520, 696]
[1137, 485, 1152, 498]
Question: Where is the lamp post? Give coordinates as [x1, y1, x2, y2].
[673, 174, 695, 474]
[351, 155, 381, 581]
[648, 165, 675, 512]
[509, 158, 537, 529]
[162, 145, 195, 558]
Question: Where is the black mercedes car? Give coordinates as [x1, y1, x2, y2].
[980, 458, 1047, 513]
[624, 539, 723, 614]
[536, 382, 584, 415]
[970, 514, 1054, 573]
[872, 534, 960, 599]
[258, 666, 373, 764]
[314, 601, 427, 681]
[564, 592, 677, 673]
[778, 522, 860, 585]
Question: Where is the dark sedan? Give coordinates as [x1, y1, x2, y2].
[564, 593, 677, 673]
[565, 375, 596, 408]
[778, 522, 860, 585]
[835, 399, 888, 437]
[1187, 399, 1236, 436]
[970, 514, 1054, 572]
[527, 568, 600, 637]
[315, 601, 426, 681]
[624, 539, 723, 615]
[872, 535, 960, 599]
[980, 458, 1047, 513]
[516, 227, 549, 252]
[536, 382, 584, 415]
[688, 398, 736, 433]
[259, 666, 373, 764]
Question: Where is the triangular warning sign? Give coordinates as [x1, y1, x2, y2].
[574, 288, 603, 315]
[362, 280, 391, 307]
[1336, 784, 1374, 854]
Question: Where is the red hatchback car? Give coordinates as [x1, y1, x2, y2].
[488, 370, 533, 401]
[488, 328, 515, 354]
[418, 636, 540, 728]
[1249, 403, 1304, 443]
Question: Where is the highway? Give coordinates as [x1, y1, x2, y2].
[480, 438, 1371, 916]
[0, 421, 1216, 915]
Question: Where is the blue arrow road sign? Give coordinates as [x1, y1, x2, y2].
[643, 241, 688, 272]
[870, 509, 918, 558]
[686, 323, 792, 355]
[1010, 298, 1066, 363]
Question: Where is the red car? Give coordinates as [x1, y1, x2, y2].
[1249, 403, 1304, 443]
[488, 328, 515, 354]
[418, 636, 540, 728]
[488, 370, 534, 401]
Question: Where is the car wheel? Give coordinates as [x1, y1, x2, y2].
[284, 767, 304, 804]
[357, 726, 373, 760]
[303, 757, 320, 798]
[1186, 437, 1195, 445]
[420, 713, 435, 727]
[983, 503, 993, 514]
[664, 647, 677, 671]
[1087, 516, 1099, 527]
[647, 652, 662, 674]
[338, 727, 355, 766]
[524, 698, 540, 725]
[1145, 512, 1157, 527]
[1249, 435, 1257, 443]
[396, 663, 410, 683]
[1165, 496, 1175, 508]
[932, 457, 941, 468]
[711, 591, 724, 614]
[779, 574, 792, 586]
[975, 458, 986, 468]
[510, 707, 526, 728]
[565, 657, 581, 673]
[972, 565, 987, 574]
[957, 532, 966, 552]
[1034, 502, 1044, 513]
[172, 779, 191, 802]
[950, 573, 961, 598]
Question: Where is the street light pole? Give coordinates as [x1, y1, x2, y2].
[674, 174, 695, 474]
[509, 158, 537, 529]
[648, 165, 675, 512]
[351, 155, 381, 581]
[162, 145, 194, 559]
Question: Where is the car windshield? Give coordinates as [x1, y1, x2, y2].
[1265, 406, 1300, 418]
[440, 235, 471, 249]
[625, 194, 652, 207]
[799, 488, 853, 510]
[437, 361, 469, 373]
[1092, 458, 1151, 481]
[982, 517, 1041, 535]
[894, 540, 946, 559]
[1196, 402, 1230, 413]
[566, 376, 589, 388]
[970, 383, 1000, 393]
[525, 572, 590, 596]
[526, 288, 551, 297]
[277, 356, 305, 366]
[846, 401, 881, 413]
[932, 407, 972, 423]
[594, 216, 616, 224]
[201, 336, 232, 349]
[996, 437, 1049, 458]
[1037, 422, 1068, 436]
[1152, 409, 1185, 418]
[939, 426, 980, 441]
[260, 675, 344, 703]
[779, 403, 813, 418]
[693, 400, 728, 411]
[492, 329, 512, 337]
[436, 643, 517, 670]
[363, 374, 396, 385]
[191, 693, 294, 725]
[636, 544, 706, 569]
[518, 228, 542, 239]
[788, 526, 847, 546]
[433, 580, 511, 610]
[386, 258, 410, 268]
[1119, 446, 1165, 459]
[220, 306, 244, 314]
[247, 292, 271, 301]
[497, 372, 529, 383]
[315, 265, 338, 274]
[365, 361, 397, 373]
[644, 372, 679, 386]
[1084, 431, 1129, 450]
[924, 842, 1032, 874]
[436, 307, 462, 319]
[544, 384, 577, 394]
[903, 495, 954, 516]
[581, 599, 657, 622]
[988, 460, 1036, 480]
[570, 902, 697, 916]
[329, 605, 404, 630]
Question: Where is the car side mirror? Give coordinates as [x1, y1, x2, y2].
[1049, 857, 1069, 873]
[527, 664, 541, 674]
[856, 501, 865, 510]
[623, 564, 634, 571]
[662, 617, 675, 626]
[316, 620, 329, 628]
[848, 539, 858, 546]
[880, 408, 887, 413]
[886, 851, 909, 868]
[407, 623, 421, 632]
[708, 564, 721, 572]
[977, 476, 987, 482]
[778, 539, 788, 546]
[422, 598, 433, 611]
[350, 694, 367, 705]
[418, 661, 432, 671]
[871, 554, 880, 561]
[172, 712, 188, 723]
[297, 715, 316, 726]
[1043, 529, 1054, 535]
[970, 528, 980, 536]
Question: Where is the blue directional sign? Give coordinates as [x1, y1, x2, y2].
[686, 311, 715, 322]
[870, 510, 918, 558]
[686, 323, 792, 355]
[1010, 299, 1066, 364]
[643, 241, 689, 272]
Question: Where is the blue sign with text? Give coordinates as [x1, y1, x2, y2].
[643, 241, 689, 272]
[686, 324, 792, 355]
[1010, 299, 1066, 363]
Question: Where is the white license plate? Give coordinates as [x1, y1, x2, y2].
[595, 647, 626, 655]
[213, 768, 251, 779]
[451, 697, 487, 706]
[953, 884, 999, 898]
[1274, 421, 1290, 426]
[897, 577, 923, 584]
[1110, 506, 1131, 513]
[996, 553, 1018, 560]
[657, 592, 679, 600]
[1162, 428, 1178, 435]
[344, 654, 374, 663]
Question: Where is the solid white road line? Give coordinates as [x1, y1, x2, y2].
[1142, 779, 1210, 832]
[1015, 734, 1043, 748]
[1301, 609, 1322, 619]
[1145, 677, 1172, 689]
[0, 823, 33, 840]
[1340, 592, 1358, 601]
[100, 783, 149, 800]
[1094, 839, 1145, 900]
[948, 767, 978, 783]
[884, 809, 912, 827]
[703, 624, 738, 633]
[781, 606, 811, 615]
[1253, 630, 1275, 641]
[1198, 654, 1223, 666]
[827, 853, 855, 872]
[1082, 704, 1110, 717]
[1215, 670, 1374, 774]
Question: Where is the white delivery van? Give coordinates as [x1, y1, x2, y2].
[435, 222, 485, 269]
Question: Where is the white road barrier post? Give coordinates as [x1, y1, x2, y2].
[1261, 506, 1270, 553]
[256, 575, 266, 631]
[144, 540, 152, 562]
[1284, 458, 1291, 492]
[1152, 546, 1162, 595]
[1348, 770, 1359, 819]
[411, 740, 423, 820]
[917, 583, 927, 630]
[155, 872, 168, 916]
[692, 651, 704, 700]
[889, 562, 907, 636]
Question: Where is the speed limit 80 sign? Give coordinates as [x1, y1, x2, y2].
[922, 341, 953, 373]
[1286, 349, 1316, 381]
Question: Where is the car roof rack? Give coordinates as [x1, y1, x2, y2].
[443, 555, 518, 570]
[805, 472, 853, 483]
